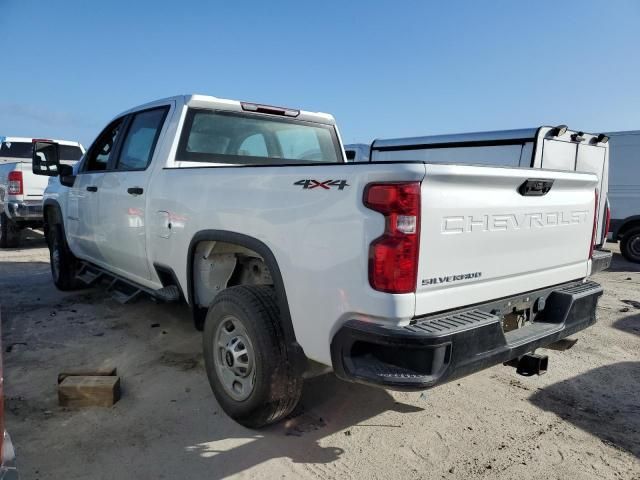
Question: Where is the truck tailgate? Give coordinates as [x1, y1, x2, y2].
[415, 164, 598, 316]
[18, 162, 48, 199]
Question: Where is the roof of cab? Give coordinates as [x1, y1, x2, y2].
[116, 94, 336, 125]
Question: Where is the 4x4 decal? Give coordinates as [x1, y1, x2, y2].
[294, 179, 350, 190]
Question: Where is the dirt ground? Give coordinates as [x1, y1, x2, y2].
[1, 231, 638, 480]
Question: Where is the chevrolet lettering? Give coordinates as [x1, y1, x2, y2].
[442, 210, 589, 234]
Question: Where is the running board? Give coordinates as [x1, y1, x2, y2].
[78, 262, 181, 304]
[107, 278, 144, 304]
[76, 264, 104, 286]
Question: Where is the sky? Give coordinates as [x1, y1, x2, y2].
[1, 0, 639, 148]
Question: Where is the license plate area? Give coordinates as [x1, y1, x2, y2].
[501, 305, 532, 333]
[489, 296, 541, 334]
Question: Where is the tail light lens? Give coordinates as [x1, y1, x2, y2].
[8, 171, 23, 195]
[364, 182, 420, 293]
[590, 189, 598, 259]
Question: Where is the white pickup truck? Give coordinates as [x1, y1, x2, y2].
[0, 136, 84, 247]
[34, 94, 605, 428]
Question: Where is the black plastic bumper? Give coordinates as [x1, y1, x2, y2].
[331, 280, 603, 390]
[591, 249, 612, 274]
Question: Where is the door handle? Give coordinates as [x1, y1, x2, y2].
[86, 186, 98, 192]
[127, 187, 144, 195]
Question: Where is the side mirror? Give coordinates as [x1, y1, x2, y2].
[32, 140, 60, 176]
[59, 164, 76, 187]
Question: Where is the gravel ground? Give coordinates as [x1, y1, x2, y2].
[1, 232, 638, 480]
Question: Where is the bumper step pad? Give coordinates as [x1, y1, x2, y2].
[404, 309, 499, 335]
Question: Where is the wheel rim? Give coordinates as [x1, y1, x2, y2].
[51, 236, 61, 281]
[630, 233, 640, 259]
[214, 315, 255, 401]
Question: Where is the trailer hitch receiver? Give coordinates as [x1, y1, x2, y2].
[515, 353, 548, 376]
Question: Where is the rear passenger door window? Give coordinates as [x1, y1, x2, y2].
[116, 107, 169, 171]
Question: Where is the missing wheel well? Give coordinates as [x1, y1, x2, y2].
[193, 240, 274, 309]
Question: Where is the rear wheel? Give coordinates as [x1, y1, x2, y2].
[48, 223, 81, 290]
[620, 227, 640, 264]
[203, 285, 303, 428]
[0, 212, 20, 248]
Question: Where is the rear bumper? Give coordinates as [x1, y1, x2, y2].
[591, 249, 612, 274]
[331, 280, 602, 390]
[5, 201, 42, 221]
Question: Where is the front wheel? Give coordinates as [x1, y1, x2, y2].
[620, 227, 640, 264]
[203, 285, 303, 428]
[0, 212, 20, 248]
[48, 224, 81, 290]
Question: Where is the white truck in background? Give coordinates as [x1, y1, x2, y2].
[605, 130, 640, 263]
[346, 125, 612, 269]
[34, 95, 605, 428]
[344, 143, 370, 162]
[0, 137, 84, 247]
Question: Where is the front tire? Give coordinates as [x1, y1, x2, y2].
[48, 223, 81, 290]
[620, 227, 640, 264]
[203, 285, 303, 428]
[0, 212, 20, 248]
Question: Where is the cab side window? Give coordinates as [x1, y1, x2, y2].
[84, 119, 124, 172]
[116, 107, 169, 171]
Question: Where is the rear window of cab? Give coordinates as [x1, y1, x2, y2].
[177, 109, 343, 165]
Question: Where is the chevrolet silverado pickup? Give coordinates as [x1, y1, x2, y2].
[33, 94, 604, 428]
[0, 136, 84, 247]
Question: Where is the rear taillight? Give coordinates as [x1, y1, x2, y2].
[8, 171, 23, 195]
[590, 189, 598, 259]
[364, 182, 420, 294]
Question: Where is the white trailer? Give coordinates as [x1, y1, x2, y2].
[606, 130, 640, 262]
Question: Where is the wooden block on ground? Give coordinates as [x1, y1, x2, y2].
[58, 368, 117, 384]
[58, 375, 121, 407]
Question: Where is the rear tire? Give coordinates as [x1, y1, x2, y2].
[0, 212, 20, 248]
[620, 227, 640, 264]
[203, 285, 303, 428]
[48, 223, 81, 290]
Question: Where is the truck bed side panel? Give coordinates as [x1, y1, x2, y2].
[147, 162, 427, 365]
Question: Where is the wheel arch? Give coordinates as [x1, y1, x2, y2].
[187, 230, 302, 355]
[615, 215, 640, 240]
[42, 199, 63, 240]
